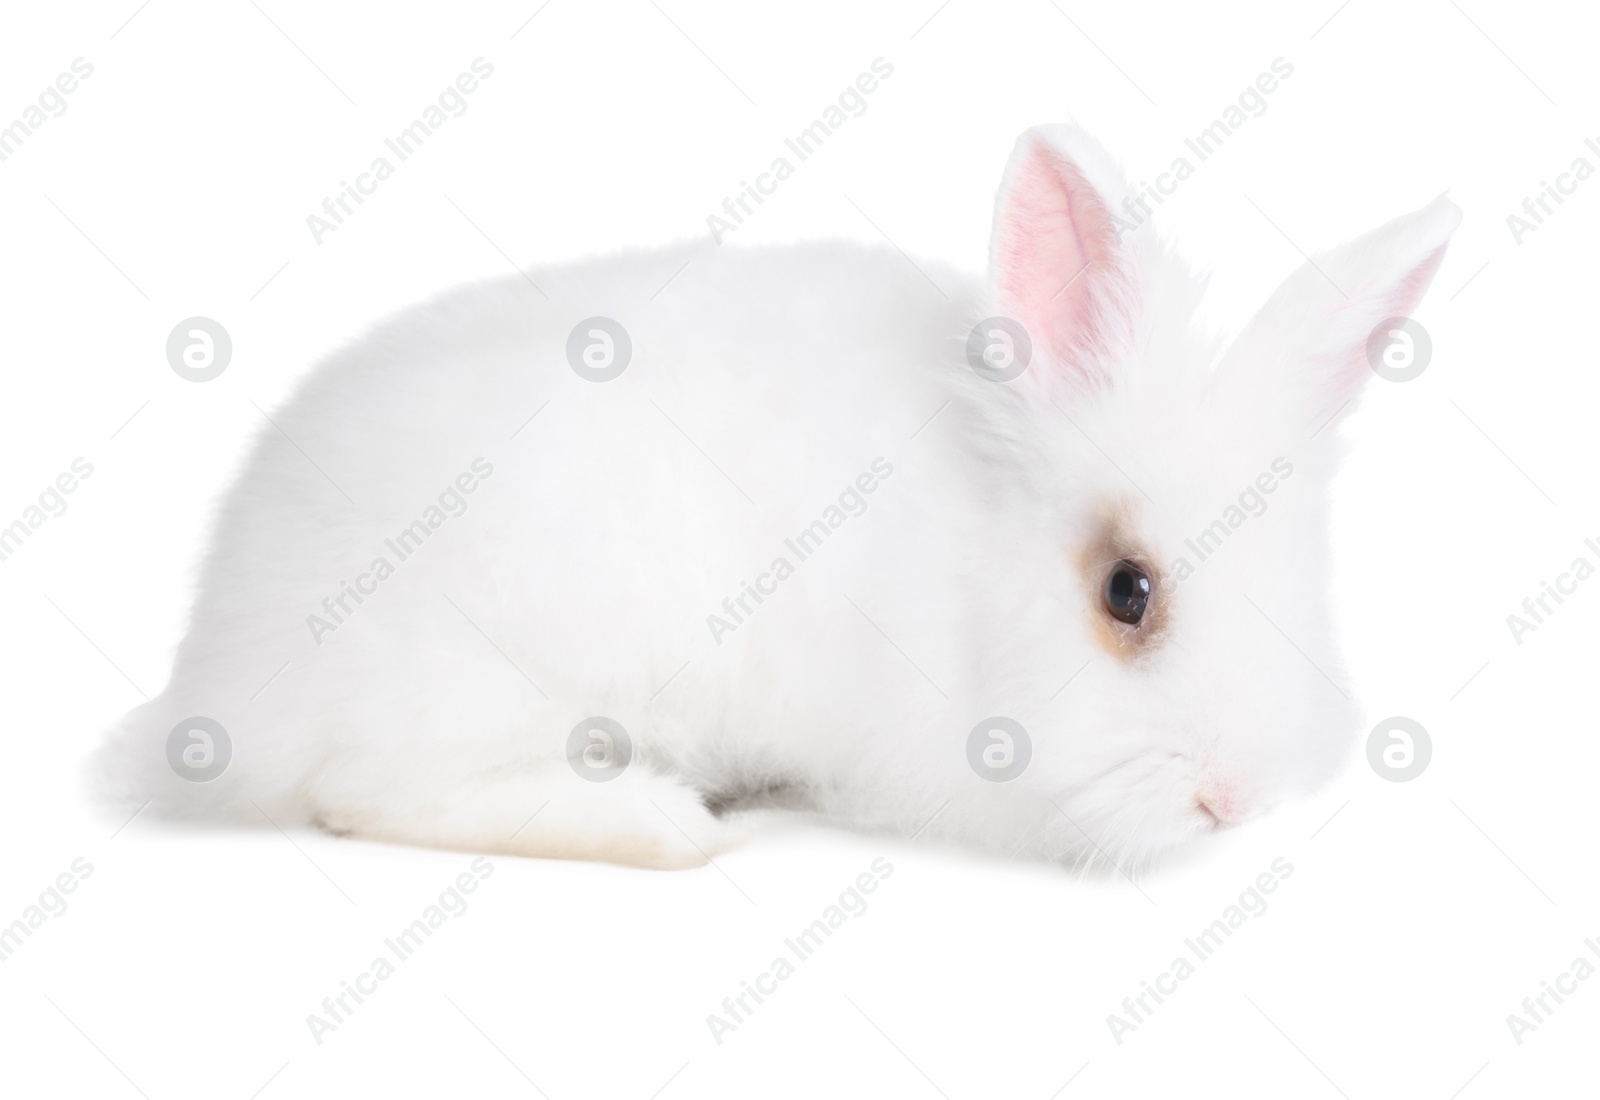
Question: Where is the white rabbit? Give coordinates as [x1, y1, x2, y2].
[93, 124, 1460, 869]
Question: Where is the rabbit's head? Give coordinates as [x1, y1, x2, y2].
[964, 125, 1459, 862]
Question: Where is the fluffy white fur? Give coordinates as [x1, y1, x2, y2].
[93, 125, 1461, 869]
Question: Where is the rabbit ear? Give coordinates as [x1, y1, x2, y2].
[988, 125, 1139, 390]
[1215, 194, 1462, 432]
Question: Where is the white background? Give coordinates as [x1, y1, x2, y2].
[1, 0, 1596, 1096]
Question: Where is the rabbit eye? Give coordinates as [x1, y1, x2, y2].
[1103, 560, 1151, 625]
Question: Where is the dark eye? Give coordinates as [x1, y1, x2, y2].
[1103, 560, 1151, 626]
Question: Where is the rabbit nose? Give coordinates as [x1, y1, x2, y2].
[1195, 780, 1247, 826]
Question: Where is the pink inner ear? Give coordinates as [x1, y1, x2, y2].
[995, 143, 1120, 373]
[1334, 241, 1451, 388]
[1385, 243, 1450, 318]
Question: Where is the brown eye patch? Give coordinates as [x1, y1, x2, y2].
[1073, 504, 1169, 663]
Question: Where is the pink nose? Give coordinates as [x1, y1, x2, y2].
[1196, 780, 1247, 826]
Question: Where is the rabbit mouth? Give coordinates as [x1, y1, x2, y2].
[1194, 798, 1225, 830]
